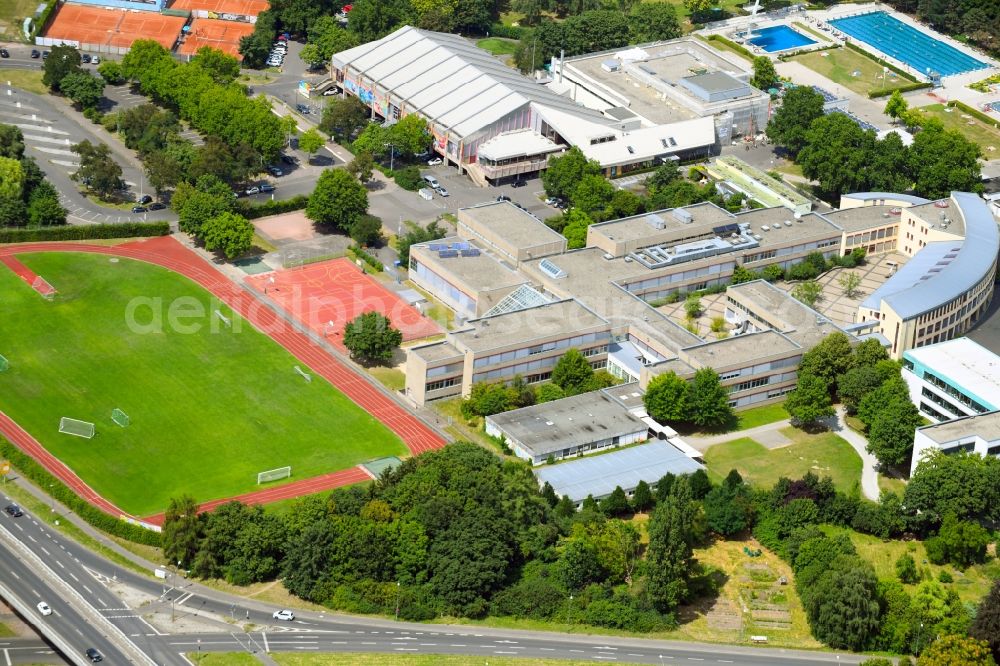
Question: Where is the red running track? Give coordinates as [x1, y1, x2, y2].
[0, 238, 445, 522]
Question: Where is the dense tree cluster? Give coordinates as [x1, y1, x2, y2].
[767, 87, 981, 201]
[0, 125, 66, 227]
[170, 175, 254, 258]
[642, 368, 734, 430]
[42, 44, 105, 111]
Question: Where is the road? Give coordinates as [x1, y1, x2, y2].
[0, 637, 61, 665]
[1, 480, 868, 666]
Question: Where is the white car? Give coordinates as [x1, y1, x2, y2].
[427, 157, 442, 166]
[272, 609, 294, 621]
[37, 602, 52, 616]
[245, 186, 260, 195]
[434, 185, 449, 197]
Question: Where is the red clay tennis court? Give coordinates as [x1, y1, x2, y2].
[168, 0, 271, 17]
[177, 17, 255, 59]
[246, 259, 441, 349]
[43, 4, 186, 50]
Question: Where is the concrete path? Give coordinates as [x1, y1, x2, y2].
[685, 419, 792, 451]
[821, 406, 880, 501]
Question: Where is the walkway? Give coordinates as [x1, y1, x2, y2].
[822, 407, 880, 501]
[684, 419, 792, 451]
[0, 237, 446, 523]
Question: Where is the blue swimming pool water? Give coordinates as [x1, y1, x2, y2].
[829, 11, 986, 77]
[747, 25, 816, 53]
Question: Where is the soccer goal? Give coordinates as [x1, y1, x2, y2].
[111, 408, 130, 428]
[59, 417, 95, 439]
[257, 466, 291, 484]
[0, 354, 8, 372]
[31, 276, 56, 300]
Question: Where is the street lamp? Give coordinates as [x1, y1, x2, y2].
[395, 581, 401, 621]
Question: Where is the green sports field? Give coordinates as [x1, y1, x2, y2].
[0, 253, 405, 516]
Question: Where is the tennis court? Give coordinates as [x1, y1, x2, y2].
[168, 0, 270, 17]
[246, 259, 441, 349]
[42, 4, 186, 50]
[177, 17, 254, 58]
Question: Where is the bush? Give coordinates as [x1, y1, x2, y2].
[0, 440, 162, 546]
[705, 34, 753, 60]
[394, 166, 423, 191]
[0, 221, 170, 243]
[235, 194, 308, 220]
[867, 82, 933, 99]
[488, 23, 524, 39]
[348, 245, 383, 272]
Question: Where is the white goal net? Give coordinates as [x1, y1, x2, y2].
[32, 276, 56, 300]
[59, 417, 95, 439]
[111, 408, 130, 428]
[257, 466, 291, 484]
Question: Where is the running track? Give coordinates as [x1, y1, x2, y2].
[0, 238, 446, 523]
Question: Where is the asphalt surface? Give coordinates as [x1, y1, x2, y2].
[0, 637, 61, 665]
[1, 480, 871, 666]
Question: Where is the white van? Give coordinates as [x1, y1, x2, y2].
[422, 174, 440, 189]
[418, 187, 434, 200]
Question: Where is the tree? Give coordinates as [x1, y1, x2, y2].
[883, 89, 909, 122]
[163, 495, 202, 569]
[751, 56, 778, 91]
[560, 10, 630, 56]
[397, 220, 445, 265]
[646, 495, 693, 613]
[556, 537, 604, 592]
[71, 141, 123, 200]
[349, 214, 383, 247]
[353, 123, 389, 158]
[866, 405, 920, 469]
[321, 96, 370, 140]
[347, 0, 413, 42]
[631, 480, 653, 513]
[838, 271, 862, 298]
[600, 486, 630, 517]
[97, 60, 125, 85]
[26, 181, 66, 227]
[201, 211, 254, 259]
[561, 208, 594, 249]
[908, 120, 982, 199]
[803, 555, 881, 651]
[306, 168, 368, 232]
[0, 124, 25, 159]
[766, 86, 825, 156]
[299, 128, 326, 162]
[347, 151, 374, 183]
[173, 175, 233, 236]
[571, 174, 615, 218]
[799, 332, 854, 389]
[895, 553, 919, 584]
[837, 365, 889, 415]
[867, 130, 913, 193]
[785, 373, 834, 428]
[551, 348, 595, 396]
[0, 156, 24, 201]
[144, 151, 183, 195]
[905, 450, 1000, 530]
[42, 45, 82, 92]
[192, 46, 241, 84]
[924, 513, 991, 568]
[389, 114, 431, 158]
[970, 579, 1000, 664]
[300, 16, 360, 65]
[688, 368, 733, 429]
[703, 470, 754, 536]
[684, 293, 702, 319]
[58, 70, 104, 110]
[542, 147, 601, 200]
[238, 23, 274, 70]
[343, 311, 402, 364]
[644, 371, 689, 425]
[627, 2, 681, 42]
[917, 635, 995, 666]
[798, 113, 878, 201]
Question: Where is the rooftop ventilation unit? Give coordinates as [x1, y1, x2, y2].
[784, 220, 792, 227]
[672, 208, 693, 224]
[539, 258, 567, 279]
[603, 253, 614, 260]
[647, 213, 666, 230]
[753, 234, 762, 240]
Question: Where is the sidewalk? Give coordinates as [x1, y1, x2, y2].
[684, 418, 793, 451]
[822, 406, 880, 501]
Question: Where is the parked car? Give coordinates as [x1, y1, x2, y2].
[422, 174, 440, 189]
[81, 53, 91, 63]
[30, 50, 40, 58]
[41, 50, 50, 60]
[131, 206, 148, 213]
[272, 609, 295, 621]
[4, 504, 23, 517]
[434, 185, 449, 197]
[511, 179, 526, 188]
[295, 104, 310, 114]
[0, 49, 9, 58]
[427, 157, 442, 166]
[84, 648, 103, 663]
[91, 56, 101, 64]
[418, 188, 434, 201]
[281, 154, 296, 164]
[496, 194, 511, 202]
[149, 202, 166, 211]
[322, 87, 340, 96]
[138, 194, 152, 204]
[267, 165, 283, 176]
[260, 183, 275, 192]
[36, 602, 52, 616]
[245, 186, 260, 195]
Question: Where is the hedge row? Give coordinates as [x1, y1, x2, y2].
[867, 81, 933, 99]
[0, 440, 163, 546]
[947, 99, 1000, 128]
[31, 0, 58, 39]
[705, 34, 754, 61]
[348, 245, 383, 272]
[843, 41, 917, 82]
[488, 23, 524, 40]
[778, 43, 842, 62]
[0, 222, 171, 244]
[235, 194, 309, 220]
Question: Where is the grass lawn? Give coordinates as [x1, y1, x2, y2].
[0, 69, 46, 95]
[0, 253, 405, 516]
[187, 654, 259, 666]
[368, 366, 405, 392]
[878, 473, 907, 495]
[0, 622, 13, 637]
[790, 48, 915, 96]
[0, 0, 35, 41]
[704, 429, 862, 493]
[734, 402, 788, 431]
[822, 525, 1000, 604]
[695, 34, 753, 62]
[917, 103, 1000, 154]
[477, 37, 519, 57]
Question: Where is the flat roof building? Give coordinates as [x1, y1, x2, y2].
[912, 411, 1000, 475]
[903, 337, 1000, 424]
[456, 202, 566, 265]
[485, 389, 650, 465]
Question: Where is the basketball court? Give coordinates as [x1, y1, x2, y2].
[246, 259, 441, 348]
[177, 17, 255, 59]
[42, 4, 186, 50]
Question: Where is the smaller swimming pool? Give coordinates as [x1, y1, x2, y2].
[747, 25, 816, 53]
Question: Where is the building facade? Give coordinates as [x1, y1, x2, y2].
[911, 411, 1000, 475]
[902, 338, 1000, 423]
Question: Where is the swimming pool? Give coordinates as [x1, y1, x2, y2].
[829, 11, 986, 77]
[747, 25, 816, 53]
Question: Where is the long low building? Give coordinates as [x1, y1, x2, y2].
[903, 337, 1000, 423]
[912, 411, 1000, 475]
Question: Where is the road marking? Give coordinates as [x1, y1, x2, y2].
[262, 632, 268, 653]
[394, 648, 417, 652]
[418, 643, 436, 646]
[83, 585, 93, 595]
[450, 644, 466, 648]
[8, 572, 17, 580]
[27, 535, 35, 542]
[69, 573, 78, 582]
[569, 649, 584, 653]
[718, 661, 734, 663]
[294, 647, 319, 650]
[593, 658, 618, 661]
[13, 524, 22, 532]
[96, 598, 107, 608]
[687, 659, 704, 662]
[55, 561, 64, 569]
[494, 651, 518, 655]
[3, 647, 10, 666]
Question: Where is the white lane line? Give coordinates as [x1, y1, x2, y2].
[3, 647, 10, 666]
[262, 632, 268, 653]
[394, 648, 417, 652]
[69, 573, 79, 582]
[27, 535, 36, 542]
[97, 598, 107, 608]
[83, 585, 93, 594]
[55, 561, 65, 569]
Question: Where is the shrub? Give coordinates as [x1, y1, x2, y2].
[235, 194, 308, 220]
[394, 166, 423, 191]
[946, 100, 1000, 128]
[868, 82, 933, 99]
[705, 34, 753, 60]
[0, 221, 170, 243]
[348, 245, 383, 272]
[488, 23, 524, 39]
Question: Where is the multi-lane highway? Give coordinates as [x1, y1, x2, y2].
[0, 482, 869, 666]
